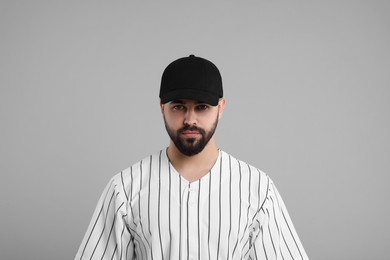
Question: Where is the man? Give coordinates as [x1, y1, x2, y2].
[75, 55, 308, 259]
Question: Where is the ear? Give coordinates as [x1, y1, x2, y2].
[160, 100, 165, 114]
[217, 98, 226, 119]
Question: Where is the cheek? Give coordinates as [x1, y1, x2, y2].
[169, 112, 183, 120]
[163, 112, 183, 127]
[199, 112, 218, 127]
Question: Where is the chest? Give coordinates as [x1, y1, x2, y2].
[125, 168, 263, 259]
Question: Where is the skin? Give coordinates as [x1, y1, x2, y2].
[160, 98, 226, 182]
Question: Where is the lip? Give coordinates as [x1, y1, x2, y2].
[182, 131, 199, 134]
[181, 131, 200, 137]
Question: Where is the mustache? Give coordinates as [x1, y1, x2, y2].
[178, 125, 205, 134]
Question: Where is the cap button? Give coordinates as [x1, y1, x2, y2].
[189, 54, 195, 57]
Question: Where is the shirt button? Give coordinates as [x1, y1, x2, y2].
[188, 197, 196, 207]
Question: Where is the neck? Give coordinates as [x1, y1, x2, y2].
[167, 138, 219, 182]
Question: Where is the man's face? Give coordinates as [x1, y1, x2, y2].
[161, 99, 224, 156]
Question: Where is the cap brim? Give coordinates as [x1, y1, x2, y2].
[160, 89, 220, 106]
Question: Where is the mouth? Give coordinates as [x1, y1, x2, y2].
[181, 131, 200, 138]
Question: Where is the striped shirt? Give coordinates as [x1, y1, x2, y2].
[75, 149, 308, 260]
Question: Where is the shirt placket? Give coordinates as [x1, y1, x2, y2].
[181, 181, 199, 260]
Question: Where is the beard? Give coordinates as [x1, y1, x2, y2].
[164, 116, 219, 156]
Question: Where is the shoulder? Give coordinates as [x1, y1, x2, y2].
[109, 149, 165, 190]
[220, 150, 273, 195]
[220, 150, 270, 180]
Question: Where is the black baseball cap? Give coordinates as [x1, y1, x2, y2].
[159, 54, 223, 106]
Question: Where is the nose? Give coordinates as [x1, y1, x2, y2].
[184, 108, 197, 126]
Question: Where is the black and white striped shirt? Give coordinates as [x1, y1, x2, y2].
[75, 149, 308, 260]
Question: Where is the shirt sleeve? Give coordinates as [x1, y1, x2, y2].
[249, 180, 309, 260]
[75, 176, 134, 260]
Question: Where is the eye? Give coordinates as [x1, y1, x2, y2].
[172, 104, 185, 111]
[196, 104, 210, 111]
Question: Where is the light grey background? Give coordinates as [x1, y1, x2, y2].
[1, 1, 389, 259]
